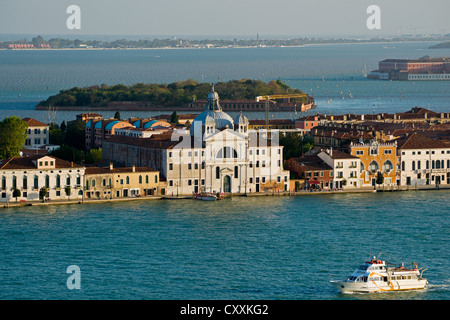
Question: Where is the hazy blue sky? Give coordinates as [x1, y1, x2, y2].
[1, 0, 449, 38]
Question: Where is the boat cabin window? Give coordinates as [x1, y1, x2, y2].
[358, 265, 368, 271]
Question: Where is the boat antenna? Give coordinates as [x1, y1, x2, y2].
[377, 251, 383, 260]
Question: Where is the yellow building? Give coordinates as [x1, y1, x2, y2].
[84, 164, 162, 199]
[349, 140, 398, 187]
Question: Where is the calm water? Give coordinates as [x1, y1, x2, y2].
[0, 41, 449, 300]
[0, 191, 449, 300]
[0, 41, 449, 124]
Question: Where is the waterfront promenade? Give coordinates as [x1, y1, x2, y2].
[2, 184, 448, 208]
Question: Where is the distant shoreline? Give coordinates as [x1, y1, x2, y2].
[0, 39, 441, 51]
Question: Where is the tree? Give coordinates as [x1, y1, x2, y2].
[85, 148, 102, 164]
[303, 142, 314, 155]
[114, 111, 121, 120]
[0, 116, 28, 160]
[64, 120, 86, 150]
[376, 171, 384, 185]
[170, 111, 179, 124]
[60, 120, 67, 132]
[64, 186, 71, 199]
[13, 189, 21, 202]
[39, 187, 48, 201]
[49, 145, 85, 163]
[49, 124, 65, 145]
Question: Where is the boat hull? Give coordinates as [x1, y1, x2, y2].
[331, 279, 428, 293]
[196, 196, 217, 201]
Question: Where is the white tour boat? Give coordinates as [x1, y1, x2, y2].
[331, 257, 428, 293]
[195, 192, 217, 201]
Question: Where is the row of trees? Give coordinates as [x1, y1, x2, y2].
[0, 115, 102, 164]
[48, 120, 102, 164]
[37, 79, 306, 108]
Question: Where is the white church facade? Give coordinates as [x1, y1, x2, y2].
[164, 85, 290, 196]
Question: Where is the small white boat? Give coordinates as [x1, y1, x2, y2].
[331, 256, 428, 293]
[195, 192, 217, 201]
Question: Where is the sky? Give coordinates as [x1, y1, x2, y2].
[0, 0, 449, 39]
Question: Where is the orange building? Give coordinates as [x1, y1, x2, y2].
[349, 140, 398, 187]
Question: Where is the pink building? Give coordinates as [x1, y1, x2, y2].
[295, 115, 321, 130]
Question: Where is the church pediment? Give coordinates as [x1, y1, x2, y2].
[204, 128, 246, 143]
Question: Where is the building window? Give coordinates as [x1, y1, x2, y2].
[383, 160, 393, 173]
[169, 163, 173, 170]
[216, 147, 238, 159]
[139, 175, 142, 184]
[216, 166, 220, 179]
[56, 175, 61, 188]
[126, 176, 130, 184]
[234, 166, 238, 178]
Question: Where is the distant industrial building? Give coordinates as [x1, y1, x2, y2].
[368, 56, 450, 80]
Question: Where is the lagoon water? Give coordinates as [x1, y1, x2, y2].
[0, 41, 449, 300]
[0, 191, 449, 300]
[0, 41, 449, 123]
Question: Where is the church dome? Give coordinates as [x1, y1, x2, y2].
[191, 84, 234, 137]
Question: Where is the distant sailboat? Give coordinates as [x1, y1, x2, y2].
[362, 64, 368, 77]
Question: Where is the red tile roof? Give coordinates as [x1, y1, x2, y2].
[22, 118, 48, 127]
[397, 133, 449, 149]
[0, 155, 83, 170]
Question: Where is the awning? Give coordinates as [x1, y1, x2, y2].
[309, 180, 320, 184]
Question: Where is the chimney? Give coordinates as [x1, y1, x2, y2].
[70, 162, 73, 167]
[109, 163, 113, 170]
[132, 165, 135, 172]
